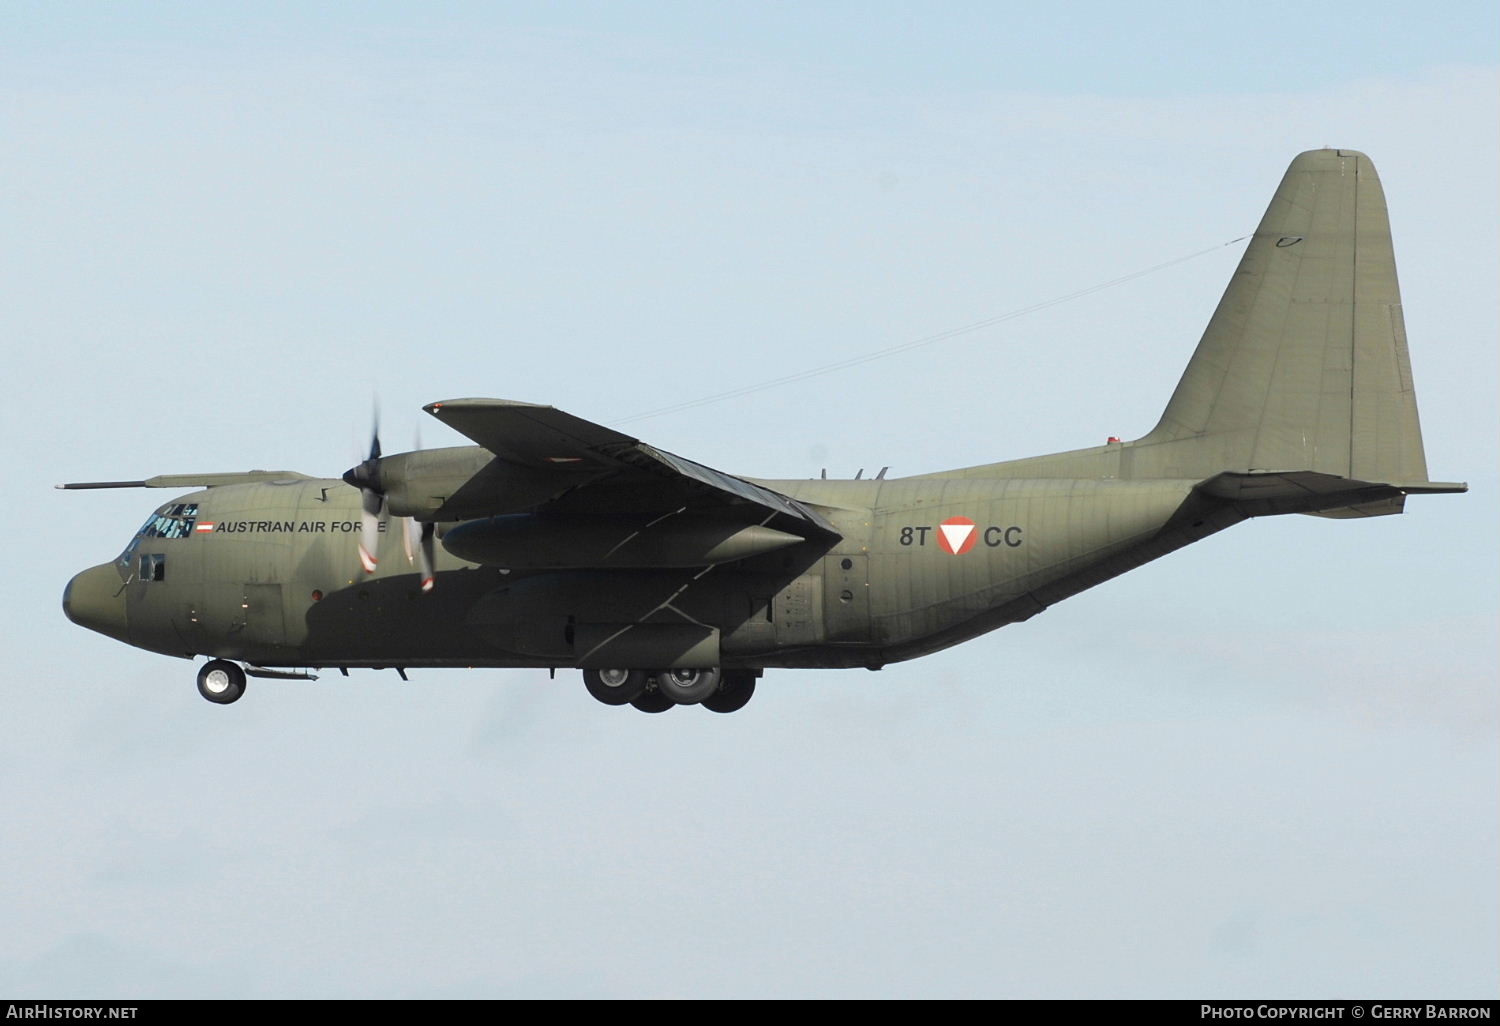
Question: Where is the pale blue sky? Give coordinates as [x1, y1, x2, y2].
[5, 1, 1496, 94]
[2, 2, 1495, 999]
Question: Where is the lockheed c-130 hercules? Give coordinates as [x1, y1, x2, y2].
[62, 149, 1466, 713]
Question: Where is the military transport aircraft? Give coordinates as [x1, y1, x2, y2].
[61, 149, 1465, 713]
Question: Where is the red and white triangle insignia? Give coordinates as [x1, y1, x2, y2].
[937, 516, 978, 555]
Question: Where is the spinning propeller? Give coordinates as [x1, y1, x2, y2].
[341, 417, 436, 592]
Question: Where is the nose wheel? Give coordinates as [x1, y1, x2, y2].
[196, 660, 247, 705]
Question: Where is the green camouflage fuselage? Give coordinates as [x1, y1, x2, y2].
[97, 465, 1224, 672]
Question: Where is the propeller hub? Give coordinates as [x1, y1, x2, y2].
[342, 457, 383, 494]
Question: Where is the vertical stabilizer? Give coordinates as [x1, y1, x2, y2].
[922, 149, 1462, 514]
[1136, 148, 1429, 486]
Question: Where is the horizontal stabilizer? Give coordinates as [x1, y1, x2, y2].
[1195, 470, 1466, 518]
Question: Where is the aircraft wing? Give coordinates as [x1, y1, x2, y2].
[424, 399, 835, 533]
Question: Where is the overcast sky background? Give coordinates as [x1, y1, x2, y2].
[2, 2, 1496, 999]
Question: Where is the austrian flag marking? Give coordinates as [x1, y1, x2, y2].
[937, 516, 978, 555]
[195, 522, 216, 534]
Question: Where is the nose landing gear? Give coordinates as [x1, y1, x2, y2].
[196, 659, 247, 705]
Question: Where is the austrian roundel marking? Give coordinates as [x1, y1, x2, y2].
[937, 515, 978, 555]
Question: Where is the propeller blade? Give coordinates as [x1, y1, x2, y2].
[418, 521, 436, 593]
[402, 515, 419, 565]
[345, 404, 387, 575]
[368, 404, 382, 461]
[358, 488, 383, 573]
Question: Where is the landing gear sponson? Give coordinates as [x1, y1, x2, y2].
[582, 668, 758, 714]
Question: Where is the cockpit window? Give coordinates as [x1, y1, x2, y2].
[117, 504, 198, 572]
[136, 505, 199, 540]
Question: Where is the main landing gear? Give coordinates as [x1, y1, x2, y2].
[581, 668, 758, 714]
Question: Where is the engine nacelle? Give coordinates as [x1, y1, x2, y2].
[374, 447, 603, 521]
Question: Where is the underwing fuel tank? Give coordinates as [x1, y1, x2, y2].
[441, 513, 806, 569]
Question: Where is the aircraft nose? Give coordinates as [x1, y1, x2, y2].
[63, 564, 129, 643]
